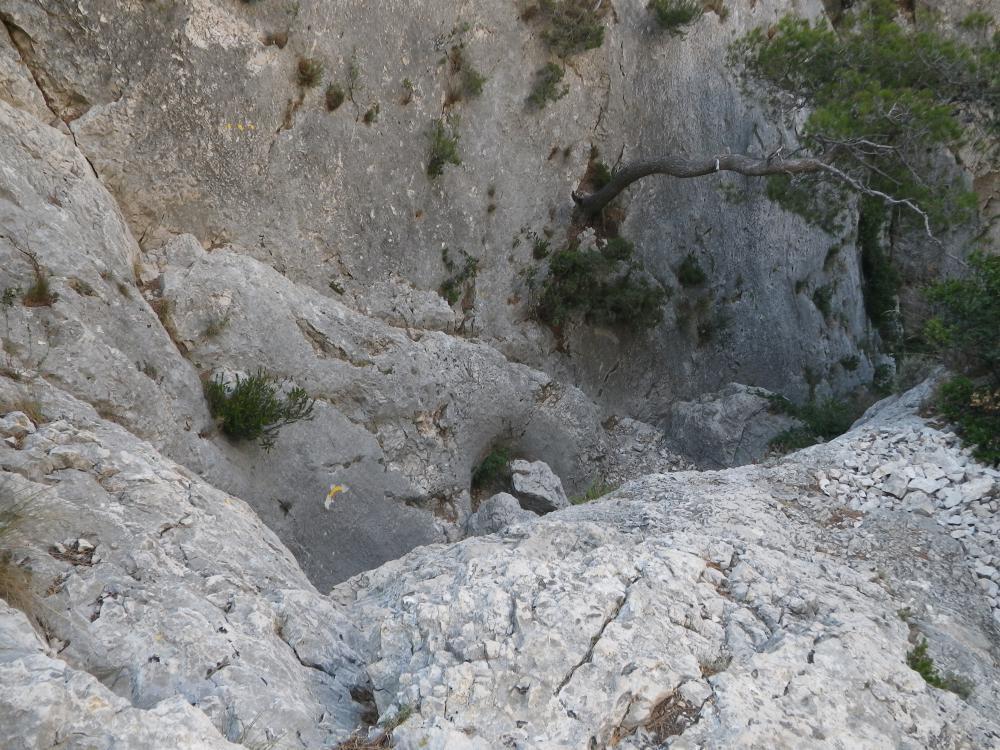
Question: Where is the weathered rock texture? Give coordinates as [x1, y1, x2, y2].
[1, 0, 993, 583]
[0, 379, 367, 748]
[511, 458, 569, 513]
[0, 96, 657, 586]
[338, 382, 1000, 749]
[2, 0, 962, 421]
[0, 0, 998, 745]
[664, 383, 803, 468]
[3, 373, 1000, 748]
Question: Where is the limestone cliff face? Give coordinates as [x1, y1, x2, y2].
[0, 0, 896, 416]
[1, 96, 659, 586]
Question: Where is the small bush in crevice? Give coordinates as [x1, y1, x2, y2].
[21, 269, 57, 307]
[439, 248, 479, 306]
[571, 481, 618, 504]
[924, 251, 1000, 464]
[472, 445, 512, 492]
[536, 240, 666, 332]
[589, 160, 612, 190]
[401, 78, 416, 105]
[445, 46, 486, 105]
[648, 0, 704, 35]
[297, 57, 324, 88]
[362, 103, 380, 125]
[767, 393, 868, 453]
[529, 0, 608, 58]
[812, 284, 834, 319]
[532, 237, 551, 260]
[527, 63, 569, 109]
[205, 369, 316, 450]
[906, 640, 973, 699]
[840, 355, 860, 372]
[676, 254, 707, 287]
[427, 117, 462, 179]
[325, 84, 345, 111]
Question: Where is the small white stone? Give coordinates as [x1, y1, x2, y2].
[909, 477, 946, 495]
[962, 477, 995, 504]
[922, 464, 946, 481]
[0, 411, 35, 440]
[881, 473, 910, 499]
[978, 579, 999, 598]
[938, 487, 964, 509]
[974, 564, 998, 579]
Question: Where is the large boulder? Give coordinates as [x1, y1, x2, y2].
[510, 459, 570, 514]
[664, 383, 803, 467]
[465, 492, 536, 537]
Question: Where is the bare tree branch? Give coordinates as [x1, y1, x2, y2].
[571, 153, 827, 214]
[571, 151, 939, 240]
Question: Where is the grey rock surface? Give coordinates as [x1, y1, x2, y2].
[511, 459, 570, 514]
[0, 0, 939, 420]
[0, 601, 238, 750]
[0, 380, 367, 748]
[335, 383, 1000, 748]
[664, 383, 804, 468]
[0, 1, 998, 746]
[466, 492, 536, 537]
[0, 97, 660, 587]
[3, 375, 1000, 749]
[0, 0, 991, 588]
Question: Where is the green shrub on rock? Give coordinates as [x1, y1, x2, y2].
[535, 0, 608, 58]
[427, 118, 462, 179]
[297, 57, 324, 88]
[536, 240, 665, 332]
[676, 254, 707, 287]
[925, 252, 1000, 464]
[527, 63, 569, 110]
[767, 394, 867, 453]
[205, 369, 315, 450]
[649, 0, 704, 35]
[472, 445, 512, 491]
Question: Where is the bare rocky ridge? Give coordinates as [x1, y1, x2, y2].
[2, 376, 999, 748]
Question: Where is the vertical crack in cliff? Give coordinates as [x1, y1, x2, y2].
[1, 14, 100, 180]
[555, 573, 642, 696]
[1, 14, 59, 122]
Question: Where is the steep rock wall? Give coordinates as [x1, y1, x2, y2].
[0, 0, 902, 417]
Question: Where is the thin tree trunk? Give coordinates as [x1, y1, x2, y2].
[572, 154, 827, 214]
